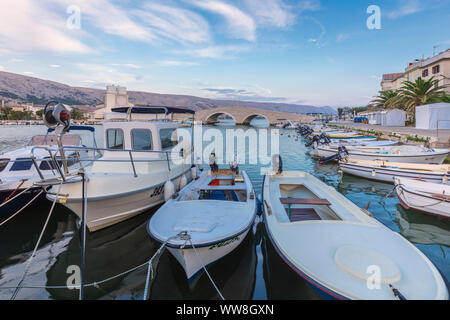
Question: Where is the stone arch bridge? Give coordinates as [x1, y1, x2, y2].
[195, 107, 314, 125]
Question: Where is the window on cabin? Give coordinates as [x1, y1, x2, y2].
[0, 158, 10, 172]
[10, 158, 33, 171]
[132, 129, 153, 151]
[106, 129, 124, 150]
[160, 128, 178, 149]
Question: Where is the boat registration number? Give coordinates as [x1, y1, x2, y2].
[150, 185, 164, 198]
[209, 236, 240, 250]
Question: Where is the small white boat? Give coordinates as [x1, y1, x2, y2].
[316, 145, 449, 164]
[329, 140, 398, 147]
[0, 126, 96, 217]
[340, 159, 450, 184]
[262, 159, 448, 300]
[148, 168, 257, 282]
[395, 177, 450, 220]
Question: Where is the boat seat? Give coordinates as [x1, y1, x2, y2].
[286, 208, 322, 222]
[280, 198, 331, 205]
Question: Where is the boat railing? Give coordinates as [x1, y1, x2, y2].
[30, 144, 191, 184]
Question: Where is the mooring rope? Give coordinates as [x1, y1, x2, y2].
[1, 232, 225, 301]
[1, 179, 28, 205]
[143, 234, 181, 300]
[186, 237, 225, 300]
[10, 182, 62, 300]
[0, 185, 34, 209]
[0, 189, 45, 227]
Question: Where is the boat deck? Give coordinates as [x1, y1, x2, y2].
[287, 208, 322, 222]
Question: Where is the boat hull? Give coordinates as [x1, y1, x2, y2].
[0, 187, 45, 219]
[340, 162, 450, 184]
[395, 181, 450, 220]
[168, 229, 251, 281]
[48, 170, 192, 232]
[316, 147, 449, 164]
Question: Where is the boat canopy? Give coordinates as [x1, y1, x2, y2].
[112, 105, 195, 115]
[47, 125, 96, 133]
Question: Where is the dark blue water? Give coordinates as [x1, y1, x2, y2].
[0, 125, 448, 300]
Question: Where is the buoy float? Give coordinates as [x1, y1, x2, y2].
[191, 166, 198, 180]
[164, 180, 175, 201]
[179, 175, 187, 190]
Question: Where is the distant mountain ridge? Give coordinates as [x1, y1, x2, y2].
[0, 71, 337, 115]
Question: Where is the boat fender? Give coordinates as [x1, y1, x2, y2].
[164, 180, 175, 201]
[180, 175, 187, 189]
[443, 175, 448, 184]
[191, 166, 198, 180]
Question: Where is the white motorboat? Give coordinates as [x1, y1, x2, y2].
[340, 159, 450, 184]
[44, 106, 196, 232]
[395, 177, 450, 219]
[316, 145, 449, 164]
[328, 140, 398, 147]
[0, 126, 96, 218]
[262, 158, 448, 300]
[148, 167, 257, 282]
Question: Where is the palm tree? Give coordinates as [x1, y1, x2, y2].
[369, 90, 401, 110]
[399, 77, 447, 117]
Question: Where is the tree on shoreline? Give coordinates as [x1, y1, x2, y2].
[399, 77, 447, 118]
[369, 77, 448, 121]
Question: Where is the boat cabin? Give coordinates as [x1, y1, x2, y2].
[103, 106, 195, 157]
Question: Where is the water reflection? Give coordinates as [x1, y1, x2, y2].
[0, 125, 449, 300]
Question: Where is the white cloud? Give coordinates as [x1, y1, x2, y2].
[387, 0, 423, 19]
[244, 0, 295, 28]
[57, 0, 155, 42]
[336, 33, 350, 43]
[157, 61, 199, 67]
[50, 64, 61, 68]
[177, 45, 251, 59]
[69, 64, 143, 88]
[0, 0, 91, 54]
[188, 0, 256, 41]
[298, 0, 321, 13]
[9, 58, 24, 63]
[111, 63, 143, 69]
[0, 66, 4, 71]
[133, 2, 211, 44]
[23, 72, 35, 75]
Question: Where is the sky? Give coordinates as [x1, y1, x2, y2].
[0, 0, 449, 108]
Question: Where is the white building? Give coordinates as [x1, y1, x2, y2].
[360, 109, 406, 126]
[94, 85, 132, 119]
[416, 103, 450, 130]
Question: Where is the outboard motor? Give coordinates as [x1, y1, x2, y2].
[319, 146, 349, 166]
[272, 154, 283, 174]
[321, 133, 331, 145]
[305, 135, 320, 147]
[229, 154, 240, 174]
[209, 153, 219, 173]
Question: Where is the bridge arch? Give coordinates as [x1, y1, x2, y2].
[204, 111, 237, 124]
[241, 114, 270, 126]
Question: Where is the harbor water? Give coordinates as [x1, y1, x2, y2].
[0, 124, 449, 300]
